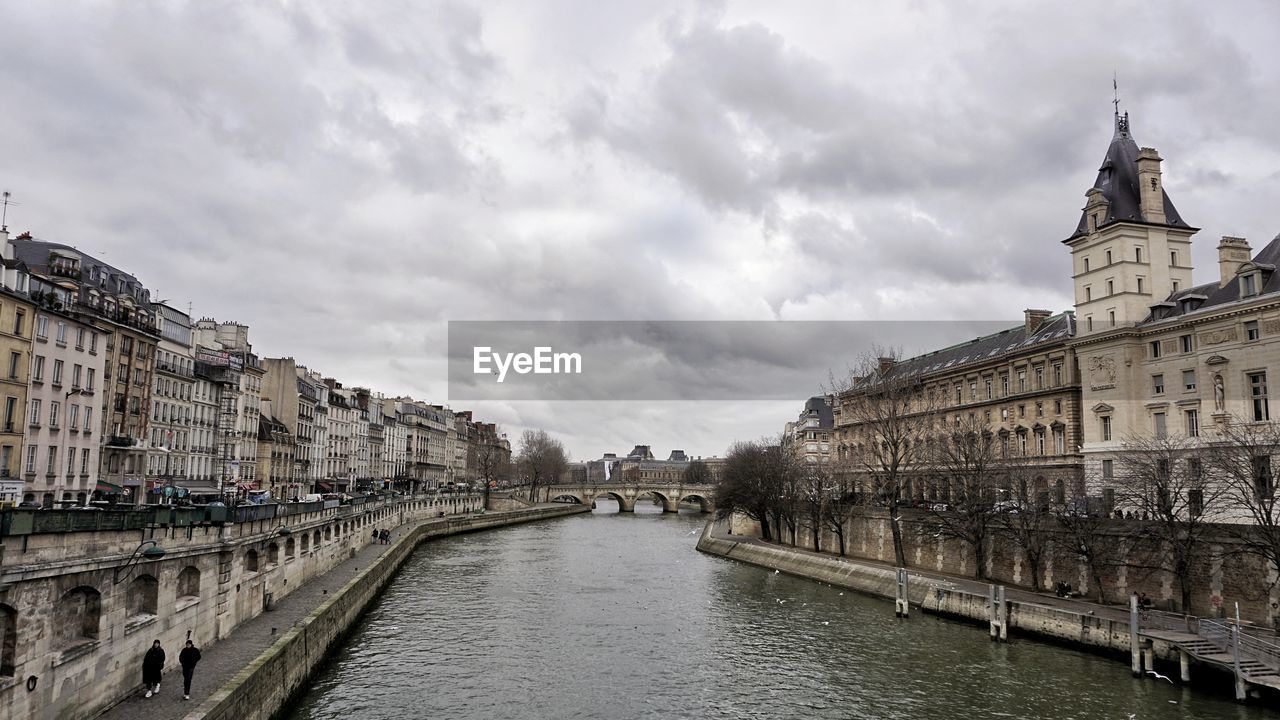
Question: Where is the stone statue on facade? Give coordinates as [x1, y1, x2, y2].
[1213, 373, 1225, 412]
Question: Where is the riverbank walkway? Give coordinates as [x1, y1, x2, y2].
[97, 506, 478, 720]
[714, 528, 1280, 695]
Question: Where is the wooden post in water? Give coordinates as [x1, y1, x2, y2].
[1129, 594, 1141, 676]
[1179, 649, 1191, 683]
[988, 585, 1007, 641]
[895, 568, 910, 618]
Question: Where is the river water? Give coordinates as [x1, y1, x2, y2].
[285, 500, 1273, 720]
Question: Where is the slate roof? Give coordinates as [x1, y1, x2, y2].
[1065, 113, 1192, 242]
[859, 312, 1076, 389]
[802, 396, 835, 429]
[1140, 233, 1280, 325]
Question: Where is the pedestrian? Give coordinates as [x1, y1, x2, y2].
[142, 640, 165, 698]
[381, 529, 390, 544]
[372, 527, 379, 543]
[179, 639, 202, 700]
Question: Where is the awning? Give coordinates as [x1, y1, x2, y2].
[96, 480, 123, 493]
[316, 481, 333, 492]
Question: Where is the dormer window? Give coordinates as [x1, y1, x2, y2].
[1242, 272, 1260, 297]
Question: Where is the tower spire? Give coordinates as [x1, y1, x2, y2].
[1113, 74, 1129, 137]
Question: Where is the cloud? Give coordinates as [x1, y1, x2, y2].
[0, 0, 1277, 459]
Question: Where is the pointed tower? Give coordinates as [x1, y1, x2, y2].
[1064, 111, 1198, 335]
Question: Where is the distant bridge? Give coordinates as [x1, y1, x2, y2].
[535, 483, 715, 513]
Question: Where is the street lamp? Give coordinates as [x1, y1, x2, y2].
[113, 539, 166, 584]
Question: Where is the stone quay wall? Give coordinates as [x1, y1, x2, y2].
[188, 504, 590, 720]
[0, 493, 482, 720]
[697, 520, 1147, 657]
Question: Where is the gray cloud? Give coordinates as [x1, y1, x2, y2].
[0, 1, 1277, 459]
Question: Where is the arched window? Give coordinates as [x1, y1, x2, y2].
[177, 566, 201, 599]
[324, 526, 331, 541]
[285, 538, 296, 558]
[313, 529, 322, 547]
[245, 549, 259, 573]
[301, 534, 310, 552]
[127, 574, 158, 618]
[0, 603, 16, 677]
[266, 542, 279, 566]
[55, 586, 101, 649]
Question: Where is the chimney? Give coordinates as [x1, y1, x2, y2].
[877, 357, 895, 374]
[1024, 309, 1052, 333]
[1136, 147, 1165, 223]
[1217, 236, 1252, 288]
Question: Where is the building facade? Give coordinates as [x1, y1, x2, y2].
[0, 286, 33, 505]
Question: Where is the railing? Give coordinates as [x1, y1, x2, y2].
[1200, 619, 1280, 676]
[1140, 609, 1200, 635]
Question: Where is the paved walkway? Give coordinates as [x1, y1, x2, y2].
[717, 529, 1133, 624]
[98, 526, 406, 720]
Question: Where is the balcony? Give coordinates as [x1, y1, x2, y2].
[106, 435, 136, 448]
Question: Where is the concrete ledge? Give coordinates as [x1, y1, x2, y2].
[183, 504, 589, 720]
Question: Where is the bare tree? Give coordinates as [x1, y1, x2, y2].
[516, 429, 569, 503]
[822, 456, 859, 556]
[474, 429, 510, 510]
[1207, 418, 1280, 588]
[682, 459, 712, 485]
[1115, 433, 1226, 611]
[830, 349, 937, 568]
[924, 417, 1002, 579]
[796, 462, 831, 552]
[1055, 504, 1127, 604]
[997, 457, 1056, 592]
[714, 440, 793, 542]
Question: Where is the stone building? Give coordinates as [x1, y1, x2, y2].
[9, 236, 161, 503]
[260, 357, 317, 494]
[256, 397, 297, 498]
[785, 395, 834, 464]
[0, 285, 33, 505]
[192, 319, 264, 498]
[146, 303, 195, 500]
[832, 310, 1085, 503]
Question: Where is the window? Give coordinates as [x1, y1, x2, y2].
[86, 368, 95, 391]
[1186, 409, 1199, 437]
[969, 382, 977, 401]
[1108, 310, 1115, 327]
[1035, 401, 1044, 417]
[68, 404, 78, 429]
[1101, 416, 1112, 441]
[1136, 247, 1143, 263]
[1085, 286, 1092, 301]
[1018, 432, 1027, 455]
[28, 399, 40, 426]
[1052, 363, 1062, 386]
[55, 322, 67, 344]
[1101, 459, 1114, 481]
[84, 406, 93, 431]
[1083, 257, 1090, 272]
[1183, 369, 1196, 391]
[1171, 250, 1178, 266]
[1054, 399, 1062, 414]
[1087, 316, 1093, 331]
[72, 364, 81, 388]
[1245, 320, 1260, 341]
[1053, 426, 1065, 454]
[46, 447, 57, 474]
[24, 445, 35, 474]
[1153, 412, 1167, 438]
[32, 355, 44, 382]
[1149, 341, 1161, 359]
[1243, 274, 1259, 297]
[1137, 277, 1145, 294]
[1254, 455, 1274, 498]
[1173, 281, 1180, 292]
[1152, 374, 1164, 395]
[2, 397, 13, 431]
[89, 333, 97, 353]
[1250, 371, 1270, 422]
[1034, 366, 1043, 389]
[66, 449, 74, 475]
[12, 310, 23, 337]
[1106, 249, 1113, 265]
[52, 359, 63, 385]
[1180, 334, 1193, 353]
[985, 378, 993, 399]
[1188, 487, 1203, 518]
[80, 448, 89, 475]
[75, 328, 85, 350]
[1018, 370, 1027, 392]
[1018, 404, 1026, 418]
[6, 352, 16, 380]
[1001, 375, 1009, 396]
[35, 315, 47, 341]
[955, 385, 962, 404]
[1036, 431, 1045, 455]
[1106, 279, 1114, 295]
[49, 401, 59, 428]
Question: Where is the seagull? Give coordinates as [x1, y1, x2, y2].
[822, 621, 830, 625]
[1147, 670, 1173, 684]
[774, 569, 780, 574]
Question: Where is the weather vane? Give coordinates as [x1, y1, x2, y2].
[0, 190, 15, 232]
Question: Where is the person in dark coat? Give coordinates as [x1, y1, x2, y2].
[179, 639, 202, 700]
[142, 640, 165, 697]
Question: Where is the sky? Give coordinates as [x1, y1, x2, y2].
[2, 1, 1279, 461]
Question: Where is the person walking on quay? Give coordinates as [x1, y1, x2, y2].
[381, 529, 390, 544]
[372, 527, 379, 544]
[179, 639, 202, 700]
[142, 640, 165, 698]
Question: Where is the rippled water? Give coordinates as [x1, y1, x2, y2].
[285, 500, 1274, 720]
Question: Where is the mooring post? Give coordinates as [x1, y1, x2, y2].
[1179, 648, 1191, 683]
[1129, 593, 1141, 676]
[895, 568, 909, 618]
[1140, 639, 1154, 675]
[1232, 621, 1247, 701]
[989, 584, 1007, 641]
[998, 585, 1008, 641]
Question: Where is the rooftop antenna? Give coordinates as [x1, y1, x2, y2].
[1112, 73, 1120, 116]
[1, 191, 17, 232]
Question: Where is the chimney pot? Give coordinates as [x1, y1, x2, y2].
[1024, 309, 1052, 333]
[1217, 236, 1252, 288]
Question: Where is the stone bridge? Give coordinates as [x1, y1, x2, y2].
[536, 483, 715, 513]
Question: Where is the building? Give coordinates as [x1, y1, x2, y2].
[255, 398, 297, 499]
[0, 284, 33, 506]
[192, 320, 264, 498]
[9, 235, 161, 503]
[785, 395, 835, 464]
[260, 357, 317, 496]
[146, 304, 195, 501]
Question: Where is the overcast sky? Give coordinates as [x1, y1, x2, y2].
[3, 2, 1279, 461]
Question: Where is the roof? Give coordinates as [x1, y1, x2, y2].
[801, 396, 835, 429]
[1066, 113, 1192, 242]
[857, 312, 1076, 390]
[1140, 233, 1280, 324]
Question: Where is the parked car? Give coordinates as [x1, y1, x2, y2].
[17, 501, 41, 509]
[992, 500, 1021, 514]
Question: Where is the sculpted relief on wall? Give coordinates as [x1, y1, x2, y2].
[1200, 327, 1238, 346]
[1088, 355, 1116, 391]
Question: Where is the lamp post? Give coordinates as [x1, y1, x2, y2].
[113, 539, 166, 584]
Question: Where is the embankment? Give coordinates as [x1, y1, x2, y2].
[186, 504, 589, 720]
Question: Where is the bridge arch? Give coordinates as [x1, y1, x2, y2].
[588, 491, 631, 512]
[550, 493, 586, 505]
[679, 494, 711, 513]
[634, 489, 677, 513]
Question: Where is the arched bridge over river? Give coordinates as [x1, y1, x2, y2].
[536, 483, 715, 513]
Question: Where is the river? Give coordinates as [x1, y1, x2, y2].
[284, 499, 1274, 719]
